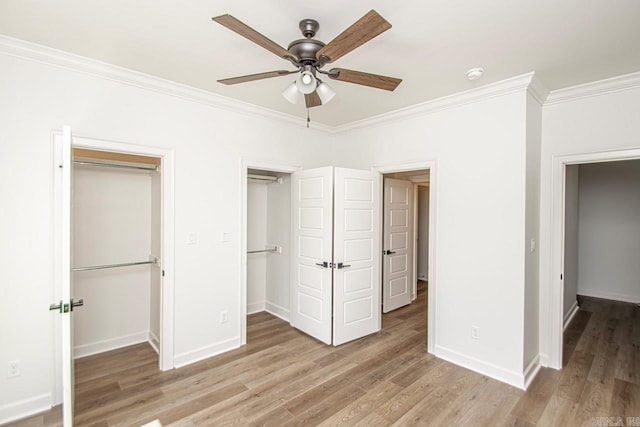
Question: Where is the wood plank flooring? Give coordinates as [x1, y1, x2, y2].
[9, 287, 640, 426]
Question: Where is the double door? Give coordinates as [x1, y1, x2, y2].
[291, 167, 381, 345]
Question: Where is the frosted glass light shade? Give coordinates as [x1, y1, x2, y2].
[296, 71, 317, 94]
[282, 81, 299, 104]
[316, 81, 336, 104]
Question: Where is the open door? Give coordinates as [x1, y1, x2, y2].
[52, 125, 81, 426]
[291, 167, 334, 344]
[333, 168, 381, 345]
[382, 178, 413, 313]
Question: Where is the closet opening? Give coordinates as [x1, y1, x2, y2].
[242, 164, 296, 345]
[71, 148, 163, 375]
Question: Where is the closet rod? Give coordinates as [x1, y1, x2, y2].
[72, 259, 158, 272]
[248, 174, 281, 183]
[247, 246, 280, 254]
[73, 160, 159, 172]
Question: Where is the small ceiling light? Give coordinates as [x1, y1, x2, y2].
[466, 67, 484, 81]
[316, 80, 336, 105]
[282, 81, 300, 104]
[296, 70, 317, 94]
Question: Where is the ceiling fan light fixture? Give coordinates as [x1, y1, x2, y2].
[296, 70, 317, 94]
[282, 81, 300, 104]
[316, 80, 336, 104]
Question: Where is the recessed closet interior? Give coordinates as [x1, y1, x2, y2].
[72, 148, 162, 364]
[246, 169, 291, 322]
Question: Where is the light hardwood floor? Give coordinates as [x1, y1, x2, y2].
[9, 286, 640, 426]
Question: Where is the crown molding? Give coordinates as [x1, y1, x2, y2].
[330, 72, 535, 134]
[527, 73, 549, 105]
[0, 35, 333, 133]
[545, 71, 640, 105]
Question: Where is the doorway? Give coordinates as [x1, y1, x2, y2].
[546, 148, 640, 369]
[52, 129, 175, 423]
[375, 161, 436, 354]
[241, 161, 298, 345]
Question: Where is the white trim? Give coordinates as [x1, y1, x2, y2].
[74, 331, 149, 359]
[563, 301, 580, 331]
[148, 330, 160, 354]
[247, 302, 266, 315]
[174, 337, 240, 368]
[528, 74, 550, 105]
[523, 355, 542, 389]
[435, 345, 526, 390]
[0, 35, 331, 133]
[546, 71, 640, 105]
[0, 393, 52, 426]
[333, 73, 535, 133]
[578, 289, 640, 304]
[240, 160, 299, 347]
[546, 147, 640, 370]
[373, 160, 437, 355]
[266, 301, 290, 322]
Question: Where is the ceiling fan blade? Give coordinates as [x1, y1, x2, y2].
[316, 10, 391, 63]
[329, 68, 402, 91]
[218, 70, 298, 85]
[305, 91, 322, 108]
[212, 14, 298, 62]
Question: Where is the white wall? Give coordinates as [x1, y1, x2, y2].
[563, 164, 579, 320]
[247, 182, 267, 314]
[523, 92, 542, 374]
[577, 160, 640, 303]
[266, 173, 291, 319]
[0, 49, 330, 422]
[333, 87, 531, 386]
[72, 165, 152, 358]
[417, 186, 429, 280]
[539, 81, 640, 367]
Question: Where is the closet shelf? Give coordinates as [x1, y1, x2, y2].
[73, 256, 159, 272]
[247, 245, 281, 254]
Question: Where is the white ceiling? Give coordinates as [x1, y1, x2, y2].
[1, 0, 639, 127]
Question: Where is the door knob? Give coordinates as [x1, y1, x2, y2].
[383, 250, 396, 255]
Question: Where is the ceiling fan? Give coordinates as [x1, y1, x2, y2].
[211, 10, 402, 108]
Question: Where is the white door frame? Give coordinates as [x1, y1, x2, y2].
[240, 160, 299, 345]
[545, 147, 640, 369]
[52, 130, 176, 403]
[373, 160, 437, 354]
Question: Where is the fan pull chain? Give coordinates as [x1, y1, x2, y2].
[307, 108, 310, 128]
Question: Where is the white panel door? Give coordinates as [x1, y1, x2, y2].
[333, 168, 381, 345]
[291, 167, 334, 344]
[53, 125, 75, 426]
[383, 178, 413, 313]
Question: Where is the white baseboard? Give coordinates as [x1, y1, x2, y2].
[174, 337, 240, 368]
[74, 331, 149, 359]
[148, 330, 160, 354]
[563, 301, 580, 331]
[247, 302, 266, 315]
[265, 301, 290, 322]
[435, 345, 526, 390]
[0, 393, 51, 425]
[578, 289, 640, 304]
[523, 354, 542, 389]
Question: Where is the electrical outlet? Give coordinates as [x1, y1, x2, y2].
[7, 360, 20, 378]
[220, 310, 229, 324]
[471, 326, 480, 340]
